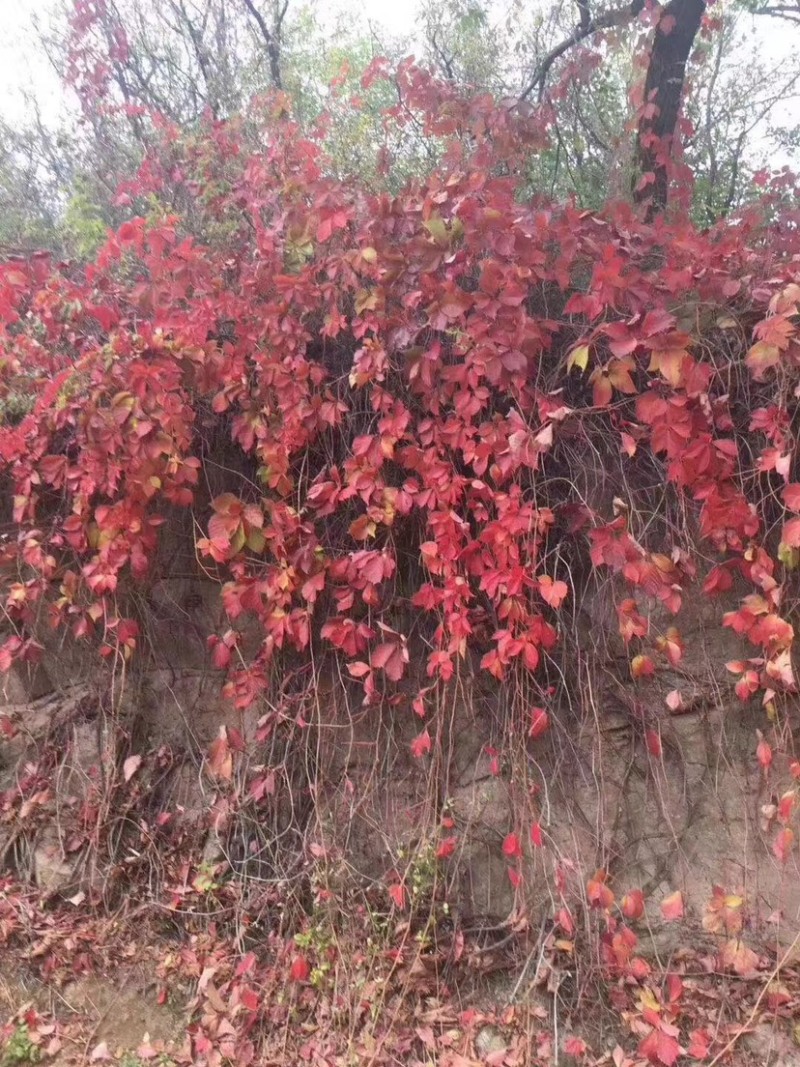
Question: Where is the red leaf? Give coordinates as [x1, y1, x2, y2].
[556, 906, 575, 935]
[782, 517, 800, 547]
[587, 871, 615, 910]
[412, 690, 428, 717]
[349, 513, 376, 540]
[388, 883, 407, 909]
[564, 1037, 588, 1058]
[436, 836, 457, 859]
[370, 640, 407, 681]
[240, 988, 259, 1012]
[347, 660, 371, 679]
[660, 891, 684, 922]
[530, 822, 544, 848]
[646, 729, 663, 759]
[486, 745, 501, 776]
[410, 729, 432, 758]
[235, 953, 257, 977]
[735, 670, 759, 701]
[250, 770, 276, 801]
[757, 734, 772, 771]
[778, 790, 795, 823]
[687, 1029, 711, 1060]
[117, 220, 138, 243]
[4, 269, 28, 287]
[631, 654, 655, 679]
[704, 566, 733, 595]
[210, 638, 231, 670]
[208, 727, 233, 781]
[502, 832, 523, 859]
[621, 889, 644, 920]
[718, 938, 759, 976]
[773, 826, 795, 864]
[621, 431, 637, 457]
[539, 576, 568, 608]
[529, 707, 550, 739]
[289, 955, 310, 982]
[639, 1028, 680, 1066]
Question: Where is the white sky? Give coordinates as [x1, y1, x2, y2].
[0, 2, 62, 126]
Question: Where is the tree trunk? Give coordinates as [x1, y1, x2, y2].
[633, 0, 706, 218]
[242, 0, 285, 90]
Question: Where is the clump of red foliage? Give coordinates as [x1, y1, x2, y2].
[1, 55, 799, 717]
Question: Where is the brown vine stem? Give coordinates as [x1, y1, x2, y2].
[706, 927, 800, 1067]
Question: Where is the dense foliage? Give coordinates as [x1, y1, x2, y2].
[0, 45, 799, 723]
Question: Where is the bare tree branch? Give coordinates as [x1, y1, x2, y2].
[701, 19, 726, 220]
[241, 0, 285, 89]
[755, 3, 800, 22]
[519, 0, 646, 102]
[721, 127, 747, 217]
[430, 29, 456, 82]
[169, 0, 219, 117]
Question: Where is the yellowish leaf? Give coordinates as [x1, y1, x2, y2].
[567, 344, 590, 373]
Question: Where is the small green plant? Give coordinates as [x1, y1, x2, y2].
[119, 1055, 144, 1067]
[119, 1054, 175, 1067]
[1, 1025, 40, 1067]
[294, 922, 335, 989]
[62, 175, 107, 260]
[397, 840, 438, 907]
[0, 391, 35, 427]
[191, 860, 221, 894]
